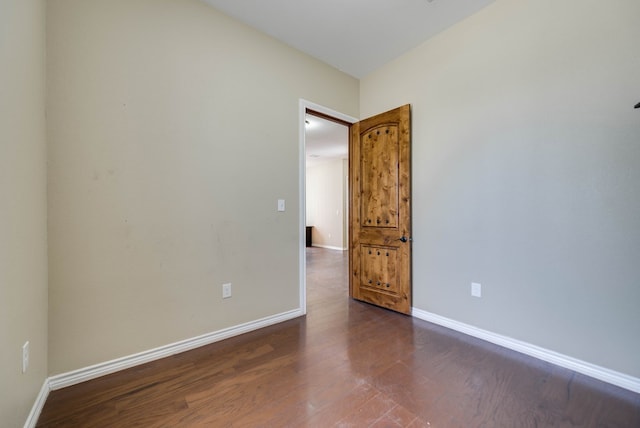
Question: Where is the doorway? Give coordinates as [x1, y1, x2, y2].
[299, 101, 413, 316]
[305, 113, 349, 250]
[299, 100, 356, 314]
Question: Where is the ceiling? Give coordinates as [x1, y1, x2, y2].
[305, 115, 348, 168]
[200, 0, 496, 78]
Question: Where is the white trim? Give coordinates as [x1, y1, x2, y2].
[298, 101, 308, 316]
[412, 308, 640, 394]
[298, 99, 357, 317]
[300, 99, 359, 124]
[48, 309, 303, 391]
[23, 379, 50, 428]
[311, 244, 347, 251]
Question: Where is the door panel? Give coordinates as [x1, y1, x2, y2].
[360, 124, 400, 229]
[349, 105, 411, 314]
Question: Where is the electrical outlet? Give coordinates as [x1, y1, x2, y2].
[471, 282, 482, 298]
[222, 283, 232, 299]
[22, 341, 29, 374]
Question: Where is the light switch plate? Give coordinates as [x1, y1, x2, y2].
[222, 283, 232, 299]
[22, 341, 29, 373]
[277, 199, 285, 212]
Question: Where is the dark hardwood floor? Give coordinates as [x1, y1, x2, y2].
[37, 247, 640, 427]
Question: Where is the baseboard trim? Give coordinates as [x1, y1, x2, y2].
[48, 308, 303, 391]
[311, 244, 347, 251]
[23, 379, 49, 428]
[412, 308, 640, 394]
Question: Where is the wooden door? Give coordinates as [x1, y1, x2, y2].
[349, 105, 411, 314]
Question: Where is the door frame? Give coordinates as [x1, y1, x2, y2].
[298, 99, 358, 314]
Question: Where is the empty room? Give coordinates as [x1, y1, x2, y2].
[2, 0, 639, 426]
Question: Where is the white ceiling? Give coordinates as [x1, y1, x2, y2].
[305, 115, 348, 168]
[200, 0, 495, 78]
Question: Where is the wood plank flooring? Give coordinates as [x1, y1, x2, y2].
[37, 248, 640, 427]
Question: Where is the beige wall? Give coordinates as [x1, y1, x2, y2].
[46, 0, 358, 374]
[5, 1, 638, 423]
[306, 158, 348, 250]
[0, 0, 48, 425]
[361, 0, 640, 377]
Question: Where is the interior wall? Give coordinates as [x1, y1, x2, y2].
[0, 0, 48, 425]
[306, 158, 347, 250]
[361, 0, 640, 377]
[46, 0, 358, 375]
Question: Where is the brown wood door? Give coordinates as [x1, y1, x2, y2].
[349, 105, 411, 314]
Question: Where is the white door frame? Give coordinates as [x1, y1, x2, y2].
[298, 99, 358, 314]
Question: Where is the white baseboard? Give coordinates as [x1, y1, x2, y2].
[23, 379, 49, 428]
[27, 309, 302, 425]
[311, 244, 347, 251]
[412, 308, 640, 394]
[48, 308, 303, 391]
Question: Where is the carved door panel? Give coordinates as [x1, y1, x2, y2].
[349, 105, 411, 314]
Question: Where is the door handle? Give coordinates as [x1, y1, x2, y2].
[397, 236, 408, 243]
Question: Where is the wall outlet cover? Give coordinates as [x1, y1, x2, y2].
[471, 282, 482, 298]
